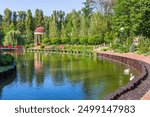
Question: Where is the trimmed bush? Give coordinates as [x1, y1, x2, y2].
[61, 37, 70, 44]
[88, 35, 104, 45]
[79, 36, 88, 44]
[51, 37, 61, 44]
[42, 38, 51, 44]
[0, 54, 14, 66]
[70, 37, 79, 44]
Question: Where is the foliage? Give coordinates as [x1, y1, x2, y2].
[104, 32, 113, 44]
[137, 36, 150, 54]
[51, 37, 61, 44]
[42, 38, 51, 44]
[112, 0, 150, 38]
[61, 37, 70, 44]
[3, 30, 24, 46]
[0, 54, 14, 66]
[25, 10, 34, 43]
[0, 0, 149, 55]
[88, 35, 104, 45]
[2, 8, 12, 33]
[79, 36, 88, 44]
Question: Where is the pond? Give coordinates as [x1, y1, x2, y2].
[0, 52, 139, 100]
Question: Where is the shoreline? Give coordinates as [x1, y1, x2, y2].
[0, 63, 16, 81]
[97, 52, 150, 100]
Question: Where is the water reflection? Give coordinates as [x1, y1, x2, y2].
[0, 72, 16, 99]
[0, 52, 139, 100]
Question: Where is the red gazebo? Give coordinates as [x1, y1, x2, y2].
[34, 26, 45, 45]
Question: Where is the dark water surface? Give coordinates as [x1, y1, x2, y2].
[0, 52, 139, 100]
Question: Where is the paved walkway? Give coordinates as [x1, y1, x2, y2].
[98, 51, 150, 100]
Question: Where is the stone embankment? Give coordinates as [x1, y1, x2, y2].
[97, 52, 150, 100]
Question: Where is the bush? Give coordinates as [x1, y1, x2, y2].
[42, 38, 51, 44]
[104, 32, 113, 44]
[88, 35, 104, 45]
[138, 36, 150, 54]
[51, 37, 61, 44]
[61, 37, 70, 44]
[70, 37, 79, 44]
[0, 54, 14, 66]
[79, 36, 88, 45]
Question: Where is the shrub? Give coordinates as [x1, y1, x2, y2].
[70, 37, 79, 44]
[61, 37, 70, 44]
[104, 32, 113, 44]
[79, 36, 88, 45]
[0, 54, 14, 66]
[138, 36, 150, 54]
[51, 37, 61, 44]
[88, 35, 104, 45]
[42, 38, 51, 44]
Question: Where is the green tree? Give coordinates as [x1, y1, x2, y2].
[2, 8, 12, 33]
[17, 11, 26, 34]
[70, 10, 80, 44]
[0, 14, 3, 45]
[49, 11, 60, 38]
[44, 16, 50, 38]
[80, 1, 93, 37]
[34, 9, 44, 27]
[138, 0, 150, 38]
[3, 30, 23, 46]
[25, 10, 34, 44]
[112, 0, 150, 38]
[89, 12, 108, 36]
[12, 11, 17, 29]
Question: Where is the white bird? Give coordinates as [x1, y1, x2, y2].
[130, 73, 134, 81]
[124, 68, 130, 75]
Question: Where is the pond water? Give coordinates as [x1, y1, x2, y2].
[0, 52, 139, 100]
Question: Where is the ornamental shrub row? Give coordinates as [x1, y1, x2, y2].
[42, 35, 104, 45]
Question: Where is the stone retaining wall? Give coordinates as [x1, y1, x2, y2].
[97, 53, 149, 100]
[0, 63, 16, 81]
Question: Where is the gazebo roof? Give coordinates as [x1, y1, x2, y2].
[34, 26, 45, 33]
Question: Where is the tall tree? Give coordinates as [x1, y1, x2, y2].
[2, 8, 12, 33]
[17, 11, 26, 34]
[138, 0, 150, 38]
[34, 9, 39, 27]
[80, 1, 93, 37]
[112, 0, 150, 38]
[0, 14, 3, 45]
[89, 12, 107, 36]
[49, 11, 60, 38]
[25, 10, 34, 43]
[70, 10, 80, 43]
[12, 11, 17, 29]
[34, 9, 44, 27]
[44, 16, 50, 38]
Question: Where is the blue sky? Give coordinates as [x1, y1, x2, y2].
[0, 0, 85, 16]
